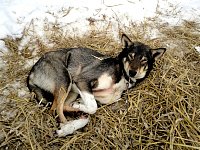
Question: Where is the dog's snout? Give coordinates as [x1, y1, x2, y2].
[129, 70, 137, 77]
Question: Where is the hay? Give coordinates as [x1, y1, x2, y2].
[0, 16, 200, 150]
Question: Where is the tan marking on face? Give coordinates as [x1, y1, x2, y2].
[125, 62, 130, 72]
[133, 66, 147, 79]
[139, 66, 146, 74]
[123, 58, 130, 73]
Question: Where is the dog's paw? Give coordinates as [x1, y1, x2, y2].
[56, 118, 89, 137]
[71, 102, 80, 109]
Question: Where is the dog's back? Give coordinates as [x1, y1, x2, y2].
[27, 48, 110, 103]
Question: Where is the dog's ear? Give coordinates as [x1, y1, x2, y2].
[121, 34, 133, 48]
[150, 48, 166, 60]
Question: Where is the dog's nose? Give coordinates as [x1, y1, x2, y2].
[129, 70, 137, 77]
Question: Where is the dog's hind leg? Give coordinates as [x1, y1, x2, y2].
[29, 85, 48, 105]
[50, 87, 79, 118]
[49, 96, 57, 115]
[51, 70, 73, 123]
[54, 86, 71, 123]
[56, 89, 86, 137]
[54, 74, 81, 122]
[50, 100, 56, 111]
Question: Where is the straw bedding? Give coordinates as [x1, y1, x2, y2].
[0, 18, 200, 149]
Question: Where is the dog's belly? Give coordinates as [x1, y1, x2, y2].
[93, 77, 127, 104]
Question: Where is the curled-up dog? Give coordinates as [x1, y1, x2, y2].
[27, 34, 166, 137]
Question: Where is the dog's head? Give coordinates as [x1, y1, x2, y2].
[119, 34, 166, 85]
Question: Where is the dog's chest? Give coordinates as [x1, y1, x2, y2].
[92, 73, 128, 104]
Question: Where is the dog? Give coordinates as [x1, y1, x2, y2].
[27, 34, 166, 137]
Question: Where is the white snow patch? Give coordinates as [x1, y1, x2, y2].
[195, 46, 200, 54]
[18, 88, 28, 97]
[0, 59, 6, 70]
[0, 40, 9, 55]
[2, 89, 10, 96]
[0, 0, 199, 51]
[24, 57, 39, 69]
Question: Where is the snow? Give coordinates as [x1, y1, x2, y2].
[195, 47, 200, 54]
[0, 0, 199, 49]
[0, 40, 8, 55]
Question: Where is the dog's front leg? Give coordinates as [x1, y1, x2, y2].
[71, 82, 97, 114]
[72, 91, 97, 114]
[56, 88, 96, 137]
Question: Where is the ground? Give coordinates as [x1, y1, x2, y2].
[0, 2, 200, 150]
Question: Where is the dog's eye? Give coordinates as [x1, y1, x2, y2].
[128, 53, 135, 60]
[141, 58, 147, 66]
[141, 60, 147, 64]
[143, 65, 148, 70]
[141, 57, 147, 63]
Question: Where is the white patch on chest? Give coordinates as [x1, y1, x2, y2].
[93, 73, 113, 90]
[94, 77, 128, 104]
